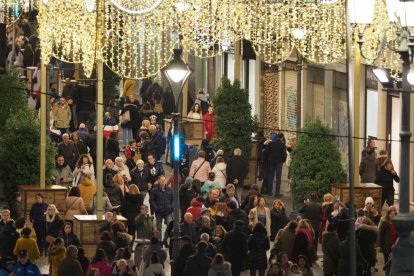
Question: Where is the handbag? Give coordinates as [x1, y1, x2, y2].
[119, 110, 131, 124]
[46, 235, 55, 245]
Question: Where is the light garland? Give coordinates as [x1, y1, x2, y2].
[102, 0, 175, 79]
[38, 0, 96, 76]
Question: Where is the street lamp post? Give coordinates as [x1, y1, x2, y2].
[161, 47, 193, 275]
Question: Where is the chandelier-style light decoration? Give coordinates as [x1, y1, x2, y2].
[38, 0, 96, 76]
[102, 0, 175, 79]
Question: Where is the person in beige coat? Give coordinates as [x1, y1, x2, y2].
[64, 187, 87, 221]
[249, 196, 271, 236]
[52, 97, 72, 132]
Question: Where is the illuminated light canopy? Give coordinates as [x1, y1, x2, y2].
[110, 0, 164, 15]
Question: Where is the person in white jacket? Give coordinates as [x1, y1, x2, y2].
[212, 157, 227, 192]
[113, 157, 132, 182]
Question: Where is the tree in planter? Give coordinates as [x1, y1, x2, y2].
[291, 118, 346, 202]
[212, 77, 256, 161]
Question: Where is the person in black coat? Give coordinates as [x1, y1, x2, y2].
[162, 86, 175, 116]
[0, 220, 20, 258]
[9, 192, 24, 220]
[105, 132, 120, 162]
[298, 192, 322, 255]
[145, 154, 165, 185]
[174, 236, 195, 276]
[248, 222, 270, 275]
[184, 241, 212, 276]
[180, 213, 197, 245]
[222, 220, 248, 276]
[270, 199, 289, 241]
[226, 148, 248, 198]
[77, 247, 90, 275]
[140, 76, 152, 104]
[29, 193, 48, 254]
[264, 135, 287, 197]
[149, 125, 165, 161]
[180, 177, 196, 219]
[375, 159, 400, 207]
[44, 205, 64, 240]
[226, 201, 249, 234]
[97, 231, 117, 262]
[120, 184, 144, 247]
[58, 222, 81, 247]
[130, 161, 150, 198]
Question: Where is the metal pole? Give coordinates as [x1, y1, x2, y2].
[96, 58, 104, 219]
[390, 51, 414, 275]
[171, 111, 180, 275]
[345, 1, 356, 275]
[11, 21, 15, 64]
[40, 60, 47, 188]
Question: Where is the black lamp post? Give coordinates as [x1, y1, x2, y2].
[160, 47, 193, 275]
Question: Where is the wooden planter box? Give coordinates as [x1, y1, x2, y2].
[164, 118, 204, 146]
[73, 215, 127, 258]
[331, 183, 382, 209]
[19, 185, 68, 218]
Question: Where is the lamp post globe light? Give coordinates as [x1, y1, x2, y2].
[160, 47, 193, 274]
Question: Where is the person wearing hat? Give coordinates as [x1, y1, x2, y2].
[0, 256, 15, 276]
[12, 249, 41, 276]
[174, 235, 195, 276]
[363, 197, 381, 225]
[13, 227, 40, 263]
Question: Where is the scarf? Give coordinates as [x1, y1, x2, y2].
[45, 214, 56, 223]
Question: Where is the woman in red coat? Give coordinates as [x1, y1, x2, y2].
[203, 105, 215, 142]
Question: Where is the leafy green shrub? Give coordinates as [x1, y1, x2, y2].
[291, 118, 346, 202]
[212, 77, 256, 160]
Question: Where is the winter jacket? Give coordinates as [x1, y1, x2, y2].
[212, 162, 227, 189]
[144, 264, 165, 276]
[0, 224, 19, 258]
[174, 244, 195, 276]
[180, 222, 197, 244]
[121, 193, 144, 224]
[104, 180, 123, 207]
[59, 255, 84, 276]
[64, 196, 87, 221]
[273, 228, 295, 256]
[79, 180, 97, 211]
[249, 207, 271, 236]
[298, 201, 322, 231]
[207, 262, 232, 276]
[203, 112, 215, 142]
[356, 224, 378, 267]
[180, 187, 196, 216]
[375, 167, 400, 194]
[291, 229, 313, 263]
[48, 245, 66, 276]
[184, 252, 212, 276]
[86, 261, 112, 276]
[12, 260, 41, 276]
[121, 100, 140, 129]
[135, 214, 153, 240]
[143, 244, 167, 267]
[270, 207, 289, 241]
[122, 79, 136, 97]
[190, 158, 211, 183]
[265, 138, 287, 166]
[322, 231, 340, 275]
[57, 142, 77, 169]
[226, 155, 248, 186]
[248, 231, 270, 269]
[105, 138, 120, 162]
[187, 200, 203, 221]
[29, 202, 48, 228]
[377, 219, 395, 256]
[130, 167, 150, 192]
[222, 228, 248, 267]
[227, 208, 249, 233]
[113, 164, 132, 182]
[359, 152, 379, 183]
[57, 232, 81, 247]
[9, 200, 24, 220]
[150, 185, 173, 216]
[97, 240, 117, 261]
[201, 180, 222, 198]
[52, 103, 71, 128]
[337, 237, 368, 276]
[45, 215, 64, 238]
[145, 162, 165, 184]
[150, 130, 165, 160]
[52, 165, 73, 186]
[13, 237, 40, 262]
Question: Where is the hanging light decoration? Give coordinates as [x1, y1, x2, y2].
[38, 0, 96, 76]
[102, 0, 175, 79]
[293, 0, 347, 64]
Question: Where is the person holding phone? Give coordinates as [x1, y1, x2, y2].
[363, 197, 381, 225]
[375, 159, 400, 208]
